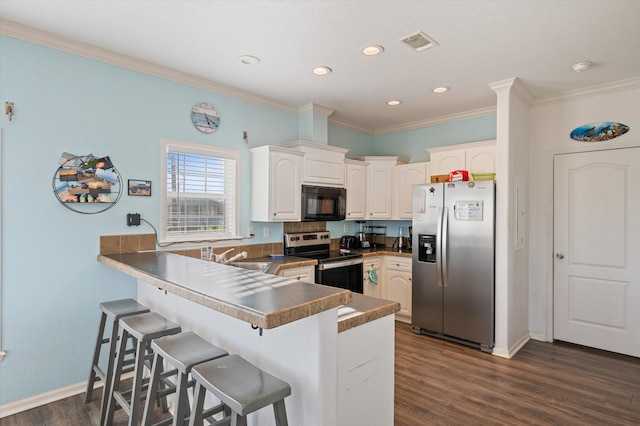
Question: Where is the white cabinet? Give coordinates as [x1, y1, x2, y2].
[355, 156, 408, 220]
[250, 145, 304, 222]
[393, 162, 430, 219]
[344, 159, 367, 220]
[279, 265, 315, 283]
[363, 257, 383, 298]
[428, 140, 496, 178]
[283, 141, 348, 187]
[384, 256, 412, 322]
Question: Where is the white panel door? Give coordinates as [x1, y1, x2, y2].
[554, 147, 640, 357]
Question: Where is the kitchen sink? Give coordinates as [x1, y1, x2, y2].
[228, 261, 272, 273]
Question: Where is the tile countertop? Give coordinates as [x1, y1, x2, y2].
[97, 251, 351, 330]
[99, 250, 400, 333]
[249, 250, 402, 333]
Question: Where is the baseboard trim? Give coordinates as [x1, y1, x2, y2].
[0, 381, 88, 418]
[0, 371, 134, 418]
[493, 333, 530, 359]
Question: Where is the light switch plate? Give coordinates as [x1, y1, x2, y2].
[263, 226, 270, 238]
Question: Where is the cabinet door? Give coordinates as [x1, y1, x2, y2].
[386, 271, 412, 318]
[363, 258, 383, 298]
[270, 151, 301, 221]
[429, 149, 465, 176]
[367, 164, 393, 219]
[394, 163, 428, 219]
[279, 265, 315, 283]
[345, 162, 367, 220]
[466, 144, 496, 174]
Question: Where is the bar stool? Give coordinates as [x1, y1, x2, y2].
[188, 354, 291, 426]
[104, 312, 182, 426]
[141, 331, 229, 426]
[85, 299, 150, 422]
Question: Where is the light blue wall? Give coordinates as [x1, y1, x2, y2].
[1, 34, 495, 407]
[371, 115, 497, 162]
[0, 35, 298, 405]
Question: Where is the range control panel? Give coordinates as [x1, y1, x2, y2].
[284, 231, 331, 248]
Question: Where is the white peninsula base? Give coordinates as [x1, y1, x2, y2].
[138, 280, 395, 426]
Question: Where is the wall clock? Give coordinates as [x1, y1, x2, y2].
[191, 102, 220, 133]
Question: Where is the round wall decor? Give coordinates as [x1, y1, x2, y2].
[191, 102, 220, 133]
[52, 154, 122, 214]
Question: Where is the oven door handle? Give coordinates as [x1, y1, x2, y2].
[317, 258, 364, 270]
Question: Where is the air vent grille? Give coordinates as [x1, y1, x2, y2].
[400, 31, 439, 52]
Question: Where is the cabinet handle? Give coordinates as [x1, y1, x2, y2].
[297, 276, 301, 280]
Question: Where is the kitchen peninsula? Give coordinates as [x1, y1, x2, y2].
[98, 250, 399, 426]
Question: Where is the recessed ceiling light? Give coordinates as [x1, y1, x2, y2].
[312, 66, 332, 76]
[433, 86, 450, 94]
[239, 55, 260, 65]
[387, 100, 402, 106]
[571, 61, 592, 72]
[361, 45, 384, 56]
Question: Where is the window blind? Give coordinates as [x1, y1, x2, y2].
[165, 145, 237, 241]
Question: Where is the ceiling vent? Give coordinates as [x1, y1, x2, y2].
[399, 31, 439, 52]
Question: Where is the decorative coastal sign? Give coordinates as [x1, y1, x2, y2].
[570, 122, 629, 142]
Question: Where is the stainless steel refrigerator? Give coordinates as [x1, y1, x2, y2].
[411, 181, 495, 352]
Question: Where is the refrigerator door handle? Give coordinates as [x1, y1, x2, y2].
[442, 207, 449, 287]
[436, 207, 444, 288]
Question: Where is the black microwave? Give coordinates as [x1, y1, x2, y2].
[301, 185, 346, 221]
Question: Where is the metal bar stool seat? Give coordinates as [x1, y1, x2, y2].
[142, 331, 229, 426]
[188, 354, 291, 426]
[85, 299, 150, 421]
[104, 312, 182, 426]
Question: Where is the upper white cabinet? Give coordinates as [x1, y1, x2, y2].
[250, 145, 304, 222]
[283, 141, 349, 187]
[428, 140, 496, 177]
[356, 156, 408, 220]
[393, 162, 430, 219]
[344, 159, 368, 220]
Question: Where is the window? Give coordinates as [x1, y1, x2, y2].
[161, 139, 239, 243]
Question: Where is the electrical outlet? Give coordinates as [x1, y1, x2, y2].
[247, 227, 254, 237]
[263, 226, 270, 238]
[344, 224, 349, 233]
[127, 213, 141, 226]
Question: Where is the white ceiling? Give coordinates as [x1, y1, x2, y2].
[1, 0, 639, 133]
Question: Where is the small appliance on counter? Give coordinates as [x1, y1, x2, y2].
[356, 221, 367, 247]
[392, 226, 410, 251]
[339, 235, 359, 251]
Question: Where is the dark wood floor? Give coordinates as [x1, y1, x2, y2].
[2, 321, 639, 425]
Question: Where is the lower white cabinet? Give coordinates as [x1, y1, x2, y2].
[279, 265, 315, 283]
[363, 257, 383, 298]
[362, 255, 412, 323]
[384, 256, 412, 322]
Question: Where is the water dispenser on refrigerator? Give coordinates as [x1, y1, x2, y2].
[418, 234, 436, 263]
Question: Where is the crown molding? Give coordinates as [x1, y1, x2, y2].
[0, 18, 297, 115]
[328, 118, 374, 135]
[533, 76, 640, 106]
[299, 103, 334, 117]
[371, 106, 497, 135]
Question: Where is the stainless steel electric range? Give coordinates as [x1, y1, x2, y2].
[284, 231, 364, 293]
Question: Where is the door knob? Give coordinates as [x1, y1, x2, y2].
[555, 253, 565, 259]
